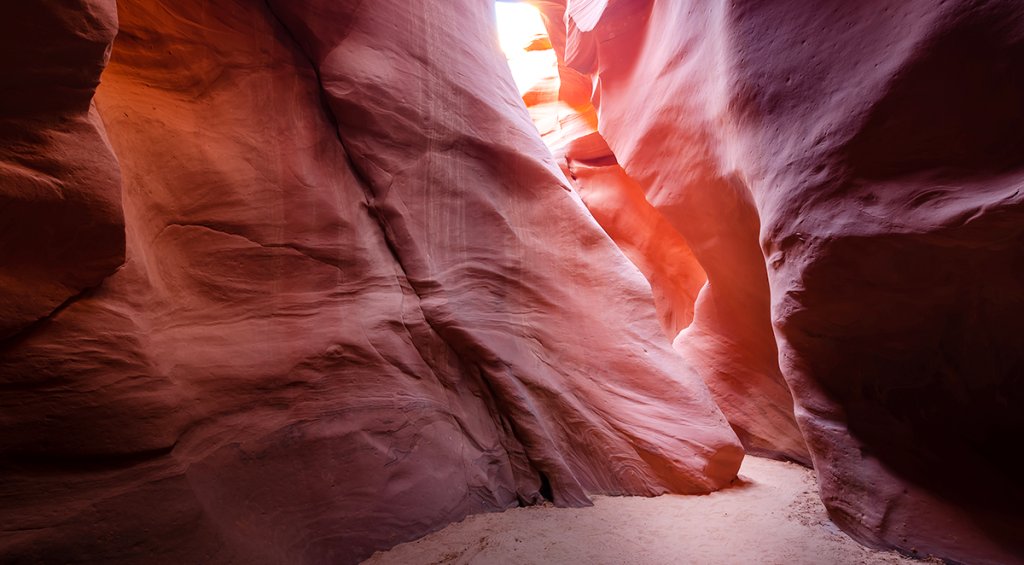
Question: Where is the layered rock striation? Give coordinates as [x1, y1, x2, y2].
[0, 1, 742, 564]
[4, 1, 1023, 564]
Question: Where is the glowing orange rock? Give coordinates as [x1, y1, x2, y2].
[560, 0, 1024, 563]
[525, 0, 809, 464]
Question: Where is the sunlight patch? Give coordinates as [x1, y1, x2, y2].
[495, 2, 557, 94]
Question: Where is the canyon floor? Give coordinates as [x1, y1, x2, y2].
[361, 456, 942, 565]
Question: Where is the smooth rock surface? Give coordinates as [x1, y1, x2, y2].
[0, 1, 741, 564]
[524, 1, 810, 465]
[0, 0, 124, 339]
[567, 0, 1024, 563]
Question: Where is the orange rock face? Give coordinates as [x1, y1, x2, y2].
[0, 1, 741, 564]
[557, 0, 1024, 564]
[523, 1, 809, 465]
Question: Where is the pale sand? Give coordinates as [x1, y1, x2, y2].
[361, 456, 944, 565]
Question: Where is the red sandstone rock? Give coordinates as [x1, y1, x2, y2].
[569, 145, 707, 341]
[525, 1, 809, 465]
[525, 84, 708, 343]
[569, 0, 1024, 563]
[9, 1, 1021, 563]
[0, 1, 741, 564]
[269, 0, 743, 497]
[0, 0, 124, 339]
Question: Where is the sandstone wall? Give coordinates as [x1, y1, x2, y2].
[563, 0, 1024, 563]
[0, 1, 741, 563]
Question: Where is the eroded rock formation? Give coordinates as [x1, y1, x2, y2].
[522, 1, 810, 465]
[0, 1, 741, 564]
[554, 0, 1024, 564]
[4, 0, 1024, 564]
[0, 0, 124, 340]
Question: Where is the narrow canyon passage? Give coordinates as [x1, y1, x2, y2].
[496, 0, 810, 466]
[1, 1, 1022, 565]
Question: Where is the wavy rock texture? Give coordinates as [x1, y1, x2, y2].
[0, 1, 741, 564]
[520, 30, 708, 345]
[564, 0, 1024, 563]
[525, 1, 809, 465]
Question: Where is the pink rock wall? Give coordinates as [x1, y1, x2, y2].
[0, 1, 741, 563]
[525, 1, 810, 465]
[563, 0, 1024, 563]
[5, 1, 1022, 564]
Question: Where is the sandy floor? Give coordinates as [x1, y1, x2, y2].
[361, 456, 944, 565]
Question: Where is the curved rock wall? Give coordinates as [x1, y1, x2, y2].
[526, 0, 810, 464]
[565, 0, 1024, 563]
[0, 1, 741, 564]
[6, 0, 1023, 564]
[0, 0, 124, 339]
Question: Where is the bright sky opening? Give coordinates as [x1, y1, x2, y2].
[495, 2, 558, 94]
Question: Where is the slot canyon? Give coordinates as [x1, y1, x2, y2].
[1, 0, 1022, 564]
